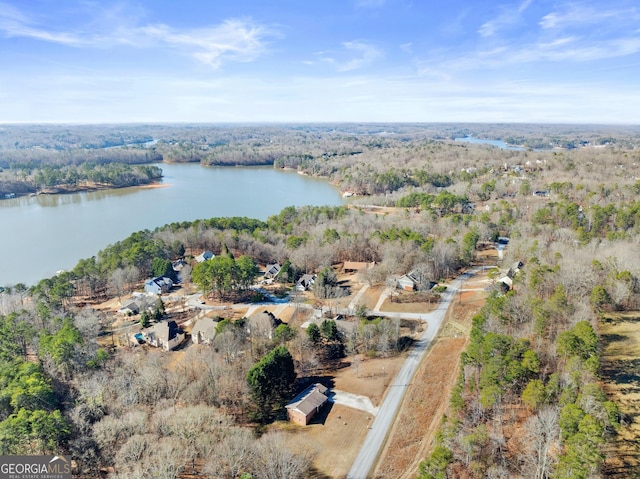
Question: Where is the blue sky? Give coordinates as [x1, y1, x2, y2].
[1, 0, 639, 124]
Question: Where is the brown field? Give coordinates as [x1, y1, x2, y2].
[278, 354, 407, 478]
[276, 405, 372, 478]
[373, 277, 487, 479]
[378, 295, 436, 314]
[373, 337, 467, 479]
[600, 312, 640, 478]
[359, 285, 386, 310]
[332, 354, 409, 407]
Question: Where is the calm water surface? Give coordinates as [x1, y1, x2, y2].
[0, 163, 345, 286]
[454, 136, 526, 151]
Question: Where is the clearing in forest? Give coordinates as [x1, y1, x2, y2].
[600, 312, 640, 478]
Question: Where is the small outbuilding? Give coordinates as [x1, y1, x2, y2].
[264, 263, 282, 279]
[285, 383, 329, 426]
[397, 272, 419, 291]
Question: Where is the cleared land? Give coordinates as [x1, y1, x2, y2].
[373, 274, 489, 479]
[600, 312, 640, 478]
[275, 355, 408, 478]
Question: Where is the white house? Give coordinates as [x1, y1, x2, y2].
[295, 274, 316, 291]
[195, 250, 215, 263]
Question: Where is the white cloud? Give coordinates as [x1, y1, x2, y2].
[539, 4, 640, 30]
[333, 41, 382, 71]
[0, 2, 84, 45]
[478, 0, 534, 37]
[141, 20, 274, 67]
[0, 3, 276, 68]
[400, 42, 413, 54]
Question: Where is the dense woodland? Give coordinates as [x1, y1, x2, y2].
[2, 122, 640, 197]
[1, 123, 640, 478]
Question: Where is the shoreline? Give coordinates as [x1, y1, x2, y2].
[2, 180, 167, 200]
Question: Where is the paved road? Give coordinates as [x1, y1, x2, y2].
[346, 270, 476, 479]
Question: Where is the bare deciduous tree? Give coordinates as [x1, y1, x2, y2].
[254, 431, 316, 479]
[520, 407, 560, 479]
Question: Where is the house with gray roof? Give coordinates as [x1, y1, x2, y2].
[286, 383, 329, 426]
[142, 320, 185, 351]
[295, 273, 316, 291]
[191, 317, 219, 345]
[264, 263, 282, 279]
[118, 295, 157, 315]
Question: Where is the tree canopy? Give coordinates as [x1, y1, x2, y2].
[246, 345, 296, 422]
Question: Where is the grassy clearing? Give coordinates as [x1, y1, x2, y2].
[600, 312, 640, 478]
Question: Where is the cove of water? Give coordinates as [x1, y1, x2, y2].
[0, 163, 345, 286]
[454, 136, 526, 151]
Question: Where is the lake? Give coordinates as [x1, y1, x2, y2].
[0, 163, 345, 286]
[454, 136, 526, 151]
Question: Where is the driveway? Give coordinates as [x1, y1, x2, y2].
[330, 389, 379, 416]
[348, 284, 370, 311]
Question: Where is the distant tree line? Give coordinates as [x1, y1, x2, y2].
[0, 162, 162, 197]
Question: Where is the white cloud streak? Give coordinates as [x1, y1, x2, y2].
[140, 20, 274, 67]
[478, 0, 534, 37]
[0, 3, 275, 67]
[337, 41, 382, 71]
[319, 41, 382, 71]
[540, 4, 640, 30]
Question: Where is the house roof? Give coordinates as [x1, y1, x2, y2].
[147, 320, 182, 343]
[397, 272, 418, 285]
[286, 383, 329, 416]
[265, 263, 281, 276]
[297, 274, 316, 287]
[146, 276, 173, 289]
[191, 317, 218, 341]
[195, 250, 215, 262]
[172, 259, 187, 271]
[119, 295, 157, 313]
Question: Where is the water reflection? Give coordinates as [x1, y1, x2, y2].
[0, 163, 344, 286]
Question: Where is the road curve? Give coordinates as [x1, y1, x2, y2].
[346, 270, 475, 479]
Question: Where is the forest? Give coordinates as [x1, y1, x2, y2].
[0, 123, 640, 478]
